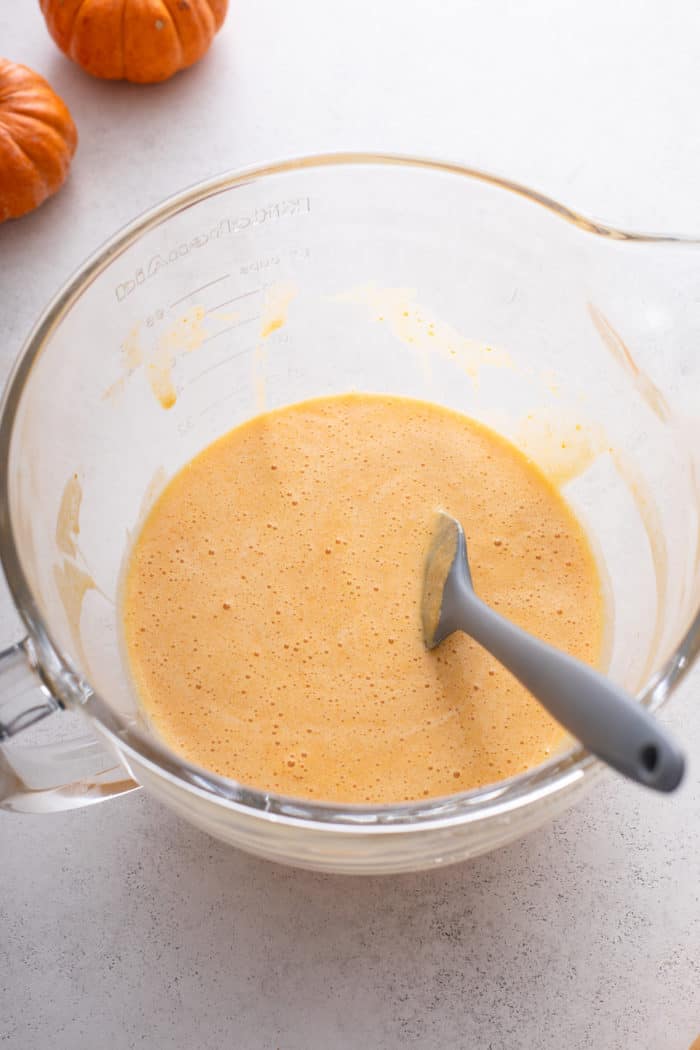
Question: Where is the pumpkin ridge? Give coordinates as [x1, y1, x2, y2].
[63, 0, 94, 49]
[119, 0, 129, 80]
[2, 110, 75, 166]
[0, 61, 50, 105]
[0, 83, 44, 105]
[0, 126, 50, 198]
[166, 0, 212, 65]
[0, 127, 38, 221]
[203, 0, 227, 31]
[1, 91, 73, 132]
[161, 1, 186, 70]
[0, 68, 21, 106]
[0, 94, 77, 155]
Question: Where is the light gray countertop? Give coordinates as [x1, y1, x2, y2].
[1, 3, 699, 1047]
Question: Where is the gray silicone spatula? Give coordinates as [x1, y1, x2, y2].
[422, 512, 685, 792]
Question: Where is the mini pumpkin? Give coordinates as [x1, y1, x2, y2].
[0, 58, 78, 223]
[40, 0, 229, 84]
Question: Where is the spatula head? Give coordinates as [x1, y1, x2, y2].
[421, 511, 473, 649]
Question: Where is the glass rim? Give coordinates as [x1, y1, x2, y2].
[1, 151, 699, 832]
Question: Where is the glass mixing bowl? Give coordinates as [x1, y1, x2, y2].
[1, 155, 699, 873]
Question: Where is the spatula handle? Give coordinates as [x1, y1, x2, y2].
[454, 580, 684, 792]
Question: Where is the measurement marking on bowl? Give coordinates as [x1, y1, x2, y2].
[199, 386, 247, 419]
[202, 316, 261, 345]
[206, 288, 261, 315]
[170, 273, 230, 309]
[194, 344, 256, 383]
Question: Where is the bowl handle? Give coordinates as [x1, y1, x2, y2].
[0, 639, 139, 813]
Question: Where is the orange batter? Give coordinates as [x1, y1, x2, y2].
[123, 394, 604, 803]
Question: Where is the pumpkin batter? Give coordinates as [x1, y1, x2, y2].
[123, 394, 604, 803]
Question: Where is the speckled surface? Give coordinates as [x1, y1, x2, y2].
[2, 3, 700, 1047]
[2, 747, 700, 1049]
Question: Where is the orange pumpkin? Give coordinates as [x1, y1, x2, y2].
[40, 0, 229, 84]
[0, 58, 78, 223]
